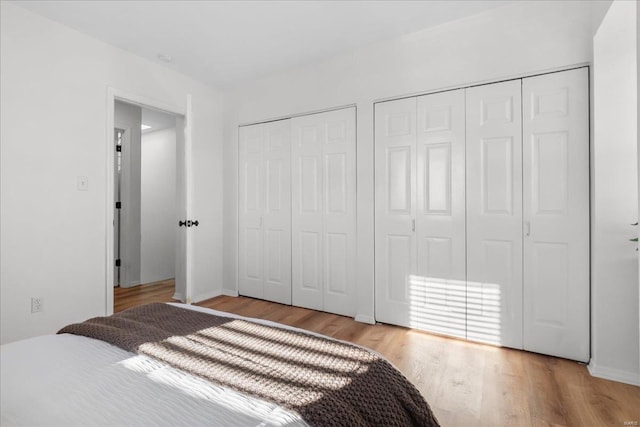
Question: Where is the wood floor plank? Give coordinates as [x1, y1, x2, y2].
[113, 290, 640, 426]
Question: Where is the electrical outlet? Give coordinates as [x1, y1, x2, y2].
[31, 297, 42, 313]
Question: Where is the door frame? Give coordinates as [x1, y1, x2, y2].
[105, 87, 193, 315]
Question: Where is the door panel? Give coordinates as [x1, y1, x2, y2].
[238, 120, 291, 304]
[523, 68, 589, 362]
[415, 89, 466, 338]
[466, 80, 523, 348]
[263, 121, 291, 304]
[238, 125, 265, 299]
[375, 97, 417, 327]
[292, 108, 356, 316]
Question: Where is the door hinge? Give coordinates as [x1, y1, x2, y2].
[115, 259, 121, 267]
[116, 145, 122, 152]
[115, 202, 122, 209]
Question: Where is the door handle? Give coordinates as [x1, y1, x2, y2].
[525, 221, 531, 237]
[412, 218, 416, 233]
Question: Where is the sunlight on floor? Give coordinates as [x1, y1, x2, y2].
[407, 275, 502, 345]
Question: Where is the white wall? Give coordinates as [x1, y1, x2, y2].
[0, 2, 223, 344]
[141, 127, 176, 284]
[591, 0, 639, 385]
[115, 100, 142, 288]
[222, 1, 596, 323]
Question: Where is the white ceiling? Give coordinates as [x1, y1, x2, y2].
[12, 0, 513, 89]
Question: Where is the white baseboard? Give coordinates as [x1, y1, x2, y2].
[172, 292, 184, 302]
[222, 289, 239, 297]
[121, 280, 140, 289]
[355, 314, 376, 325]
[193, 290, 222, 303]
[588, 362, 640, 386]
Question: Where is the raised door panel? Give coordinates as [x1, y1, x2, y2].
[523, 68, 589, 362]
[466, 80, 523, 349]
[238, 125, 265, 299]
[291, 118, 325, 311]
[263, 120, 291, 305]
[375, 97, 417, 328]
[322, 108, 357, 317]
[415, 89, 466, 338]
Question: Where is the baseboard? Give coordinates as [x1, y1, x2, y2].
[121, 280, 140, 289]
[355, 314, 376, 325]
[222, 289, 239, 297]
[193, 290, 222, 303]
[172, 292, 184, 302]
[588, 362, 640, 386]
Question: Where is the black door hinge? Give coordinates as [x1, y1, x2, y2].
[116, 145, 122, 152]
[115, 259, 121, 267]
[116, 202, 121, 209]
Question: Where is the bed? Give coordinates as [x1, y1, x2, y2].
[1, 303, 439, 426]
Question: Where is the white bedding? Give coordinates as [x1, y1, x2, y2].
[1, 304, 308, 427]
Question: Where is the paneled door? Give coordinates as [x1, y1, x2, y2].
[466, 80, 523, 348]
[374, 97, 417, 328]
[415, 89, 467, 338]
[291, 107, 356, 317]
[375, 90, 466, 335]
[238, 119, 291, 304]
[522, 68, 590, 362]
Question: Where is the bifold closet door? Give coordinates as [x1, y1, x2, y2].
[522, 68, 589, 362]
[466, 80, 523, 348]
[291, 108, 356, 317]
[375, 90, 466, 336]
[374, 97, 417, 328]
[416, 89, 467, 337]
[238, 120, 291, 305]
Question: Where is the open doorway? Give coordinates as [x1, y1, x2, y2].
[113, 100, 185, 312]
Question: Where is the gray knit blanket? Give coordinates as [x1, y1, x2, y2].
[58, 303, 440, 427]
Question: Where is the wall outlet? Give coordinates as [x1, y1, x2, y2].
[31, 297, 43, 313]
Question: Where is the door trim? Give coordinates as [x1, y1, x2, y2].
[105, 87, 193, 315]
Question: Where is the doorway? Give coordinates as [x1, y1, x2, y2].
[107, 91, 191, 314]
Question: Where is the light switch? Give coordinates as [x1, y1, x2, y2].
[77, 176, 89, 191]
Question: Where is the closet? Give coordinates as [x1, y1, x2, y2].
[239, 107, 357, 317]
[375, 67, 589, 362]
[375, 90, 467, 339]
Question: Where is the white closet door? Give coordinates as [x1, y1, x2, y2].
[239, 120, 291, 304]
[415, 89, 466, 338]
[466, 80, 523, 348]
[374, 97, 417, 327]
[263, 120, 292, 304]
[291, 108, 356, 316]
[239, 124, 265, 299]
[522, 68, 589, 361]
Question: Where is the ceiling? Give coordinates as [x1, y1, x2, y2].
[141, 107, 176, 134]
[12, 0, 513, 89]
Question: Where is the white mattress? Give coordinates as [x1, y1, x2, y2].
[1, 304, 308, 427]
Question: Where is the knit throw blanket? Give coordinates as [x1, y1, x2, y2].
[58, 303, 440, 427]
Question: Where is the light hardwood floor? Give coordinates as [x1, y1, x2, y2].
[113, 279, 179, 313]
[115, 283, 640, 426]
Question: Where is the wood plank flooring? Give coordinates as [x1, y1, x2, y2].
[113, 279, 178, 313]
[114, 287, 640, 426]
